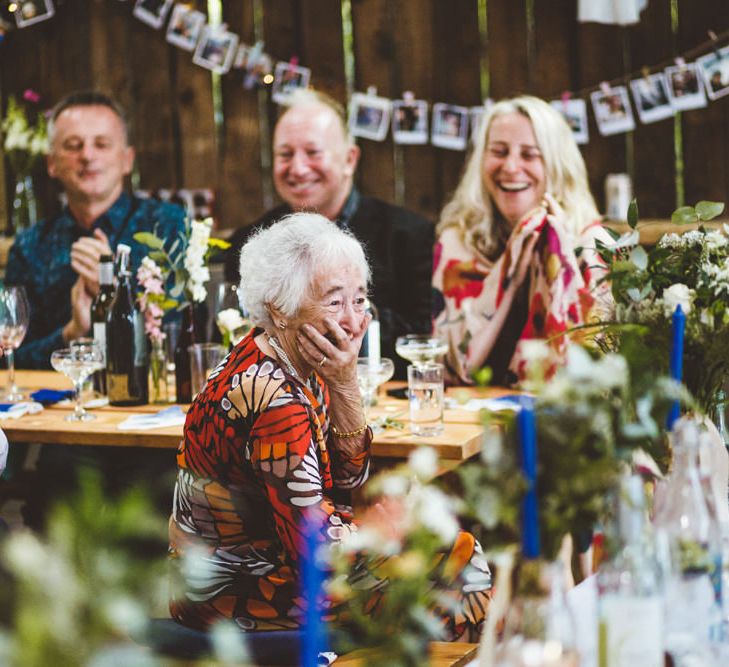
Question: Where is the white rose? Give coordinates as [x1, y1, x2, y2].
[408, 446, 438, 479]
[661, 283, 694, 318]
[217, 308, 246, 334]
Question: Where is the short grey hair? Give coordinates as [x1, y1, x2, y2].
[49, 90, 131, 145]
[238, 212, 370, 329]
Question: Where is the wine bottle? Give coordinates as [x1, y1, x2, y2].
[106, 244, 149, 406]
[174, 304, 196, 403]
[90, 253, 114, 395]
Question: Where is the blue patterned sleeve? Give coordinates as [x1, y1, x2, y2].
[6, 240, 65, 369]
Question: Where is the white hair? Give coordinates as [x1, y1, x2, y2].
[238, 212, 370, 329]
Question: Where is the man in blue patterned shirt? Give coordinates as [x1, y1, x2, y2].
[6, 91, 185, 369]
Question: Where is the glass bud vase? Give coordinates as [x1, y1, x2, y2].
[495, 559, 579, 667]
[11, 174, 38, 234]
[149, 336, 169, 404]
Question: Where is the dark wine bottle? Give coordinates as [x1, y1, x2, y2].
[174, 304, 196, 403]
[91, 253, 114, 395]
[106, 244, 149, 406]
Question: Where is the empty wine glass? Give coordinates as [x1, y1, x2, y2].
[395, 334, 448, 369]
[356, 357, 394, 425]
[51, 340, 104, 421]
[0, 285, 30, 401]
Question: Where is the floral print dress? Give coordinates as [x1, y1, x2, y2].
[432, 209, 611, 384]
[168, 330, 492, 637]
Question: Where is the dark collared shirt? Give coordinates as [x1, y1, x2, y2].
[6, 193, 186, 369]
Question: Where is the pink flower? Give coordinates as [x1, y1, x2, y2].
[23, 89, 40, 104]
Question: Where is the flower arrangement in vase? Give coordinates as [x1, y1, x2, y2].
[1, 90, 49, 233]
[134, 217, 230, 402]
[595, 200, 729, 413]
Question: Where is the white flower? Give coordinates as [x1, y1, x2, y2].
[705, 230, 728, 251]
[594, 353, 628, 390]
[184, 218, 213, 302]
[410, 485, 459, 544]
[380, 473, 409, 497]
[216, 308, 246, 334]
[519, 339, 552, 365]
[564, 344, 595, 383]
[661, 283, 694, 318]
[408, 446, 437, 479]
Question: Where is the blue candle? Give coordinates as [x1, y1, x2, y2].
[302, 512, 328, 667]
[667, 304, 685, 430]
[517, 398, 540, 558]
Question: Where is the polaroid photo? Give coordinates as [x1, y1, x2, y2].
[349, 92, 392, 142]
[590, 87, 635, 136]
[14, 0, 54, 28]
[664, 63, 707, 112]
[236, 45, 273, 89]
[431, 103, 469, 151]
[166, 5, 205, 51]
[271, 62, 312, 105]
[193, 25, 239, 75]
[469, 100, 493, 142]
[132, 0, 173, 30]
[697, 47, 729, 101]
[630, 73, 674, 124]
[392, 100, 429, 145]
[550, 98, 589, 144]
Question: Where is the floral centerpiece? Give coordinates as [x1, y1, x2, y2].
[329, 448, 467, 667]
[134, 217, 230, 400]
[1, 90, 49, 232]
[595, 200, 729, 412]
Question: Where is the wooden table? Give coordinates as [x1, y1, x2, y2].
[2, 372, 491, 464]
[337, 641, 478, 666]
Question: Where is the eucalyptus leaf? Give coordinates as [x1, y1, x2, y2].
[147, 251, 167, 264]
[695, 200, 725, 221]
[133, 232, 164, 249]
[629, 246, 648, 271]
[627, 199, 639, 229]
[671, 206, 697, 225]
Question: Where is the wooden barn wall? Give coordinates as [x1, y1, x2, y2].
[1, 0, 728, 234]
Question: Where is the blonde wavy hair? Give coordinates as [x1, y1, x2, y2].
[437, 95, 599, 260]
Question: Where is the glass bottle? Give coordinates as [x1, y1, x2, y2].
[653, 419, 723, 662]
[149, 334, 169, 404]
[597, 473, 664, 667]
[90, 253, 115, 395]
[712, 390, 729, 450]
[174, 304, 197, 403]
[106, 244, 149, 406]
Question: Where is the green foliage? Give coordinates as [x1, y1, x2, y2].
[0, 472, 169, 667]
[627, 198, 639, 229]
[671, 201, 725, 225]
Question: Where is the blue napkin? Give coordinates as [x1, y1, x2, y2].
[30, 389, 74, 405]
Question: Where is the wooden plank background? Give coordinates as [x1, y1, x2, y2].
[1, 0, 728, 234]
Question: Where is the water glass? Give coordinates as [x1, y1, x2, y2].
[407, 363, 444, 437]
[189, 343, 227, 398]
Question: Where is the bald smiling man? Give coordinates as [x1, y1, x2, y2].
[224, 89, 434, 379]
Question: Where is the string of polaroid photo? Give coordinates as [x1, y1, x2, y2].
[7, 0, 729, 152]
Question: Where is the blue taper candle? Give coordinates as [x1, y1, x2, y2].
[667, 304, 685, 430]
[302, 512, 328, 667]
[517, 398, 540, 558]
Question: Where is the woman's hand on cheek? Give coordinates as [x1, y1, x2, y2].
[297, 313, 372, 389]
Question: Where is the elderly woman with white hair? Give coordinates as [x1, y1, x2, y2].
[169, 213, 491, 637]
[433, 95, 612, 385]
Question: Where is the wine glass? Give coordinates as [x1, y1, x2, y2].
[395, 334, 448, 369]
[0, 286, 30, 401]
[356, 357, 394, 425]
[51, 340, 104, 421]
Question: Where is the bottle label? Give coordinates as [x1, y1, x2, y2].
[107, 373, 128, 402]
[133, 311, 148, 367]
[599, 595, 663, 667]
[93, 322, 107, 363]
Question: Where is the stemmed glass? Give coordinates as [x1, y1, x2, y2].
[356, 357, 394, 425]
[0, 286, 30, 401]
[395, 334, 448, 368]
[50, 340, 104, 421]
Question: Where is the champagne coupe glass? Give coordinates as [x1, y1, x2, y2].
[356, 357, 394, 425]
[51, 340, 104, 421]
[395, 334, 448, 369]
[0, 285, 30, 401]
